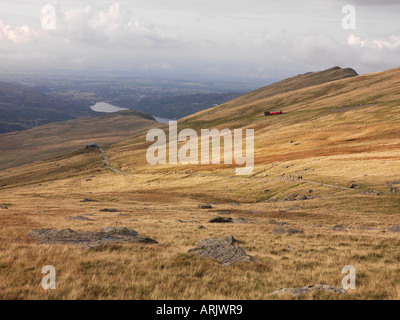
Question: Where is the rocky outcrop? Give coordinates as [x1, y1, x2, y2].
[27, 226, 157, 249]
[208, 217, 258, 224]
[198, 204, 213, 209]
[188, 235, 256, 266]
[272, 226, 304, 235]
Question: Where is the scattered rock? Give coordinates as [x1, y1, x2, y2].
[233, 217, 258, 224]
[269, 219, 289, 226]
[357, 226, 375, 231]
[188, 235, 256, 266]
[198, 204, 213, 209]
[81, 198, 96, 202]
[272, 226, 304, 235]
[284, 194, 298, 201]
[65, 216, 94, 221]
[230, 203, 241, 206]
[27, 226, 157, 249]
[330, 225, 347, 232]
[208, 217, 233, 223]
[100, 226, 139, 236]
[362, 189, 377, 195]
[390, 186, 400, 194]
[208, 217, 258, 224]
[350, 183, 360, 189]
[246, 210, 260, 214]
[387, 225, 400, 233]
[218, 212, 231, 215]
[198, 225, 206, 230]
[271, 284, 346, 296]
[1, 206, 8, 209]
[386, 180, 400, 186]
[100, 208, 119, 212]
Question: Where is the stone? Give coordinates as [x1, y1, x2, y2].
[27, 226, 157, 249]
[100, 208, 119, 212]
[272, 226, 304, 235]
[208, 217, 233, 223]
[269, 219, 289, 226]
[390, 186, 400, 194]
[233, 217, 258, 224]
[188, 235, 256, 266]
[387, 225, 400, 233]
[65, 216, 94, 221]
[198, 204, 213, 209]
[330, 225, 347, 232]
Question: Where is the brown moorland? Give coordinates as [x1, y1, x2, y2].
[1, 66, 400, 299]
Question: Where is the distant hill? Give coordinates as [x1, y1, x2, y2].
[111, 92, 244, 119]
[99, 65, 400, 175]
[186, 66, 358, 121]
[0, 81, 96, 133]
[188, 67, 358, 120]
[0, 110, 156, 170]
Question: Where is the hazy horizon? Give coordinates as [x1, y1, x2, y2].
[0, 0, 399, 83]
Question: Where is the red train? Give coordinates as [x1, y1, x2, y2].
[264, 110, 283, 116]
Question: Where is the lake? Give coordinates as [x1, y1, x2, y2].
[90, 102, 128, 113]
[152, 115, 176, 124]
[90, 102, 175, 124]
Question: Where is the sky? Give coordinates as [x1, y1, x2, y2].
[0, 0, 399, 82]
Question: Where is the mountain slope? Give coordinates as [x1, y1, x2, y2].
[103, 66, 400, 179]
[0, 110, 157, 170]
[2, 66, 400, 300]
[185, 66, 358, 122]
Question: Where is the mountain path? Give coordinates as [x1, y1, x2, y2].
[98, 148, 133, 176]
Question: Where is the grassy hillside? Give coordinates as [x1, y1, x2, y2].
[0, 110, 157, 170]
[1, 66, 400, 300]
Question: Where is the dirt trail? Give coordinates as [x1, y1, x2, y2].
[96, 148, 358, 191]
[98, 148, 133, 176]
[278, 175, 355, 191]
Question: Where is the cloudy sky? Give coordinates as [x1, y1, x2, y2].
[0, 0, 399, 81]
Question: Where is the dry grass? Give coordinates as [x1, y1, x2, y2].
[1, 66, 400, 299]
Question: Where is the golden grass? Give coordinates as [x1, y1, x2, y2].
[1, 66, 400, 299]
